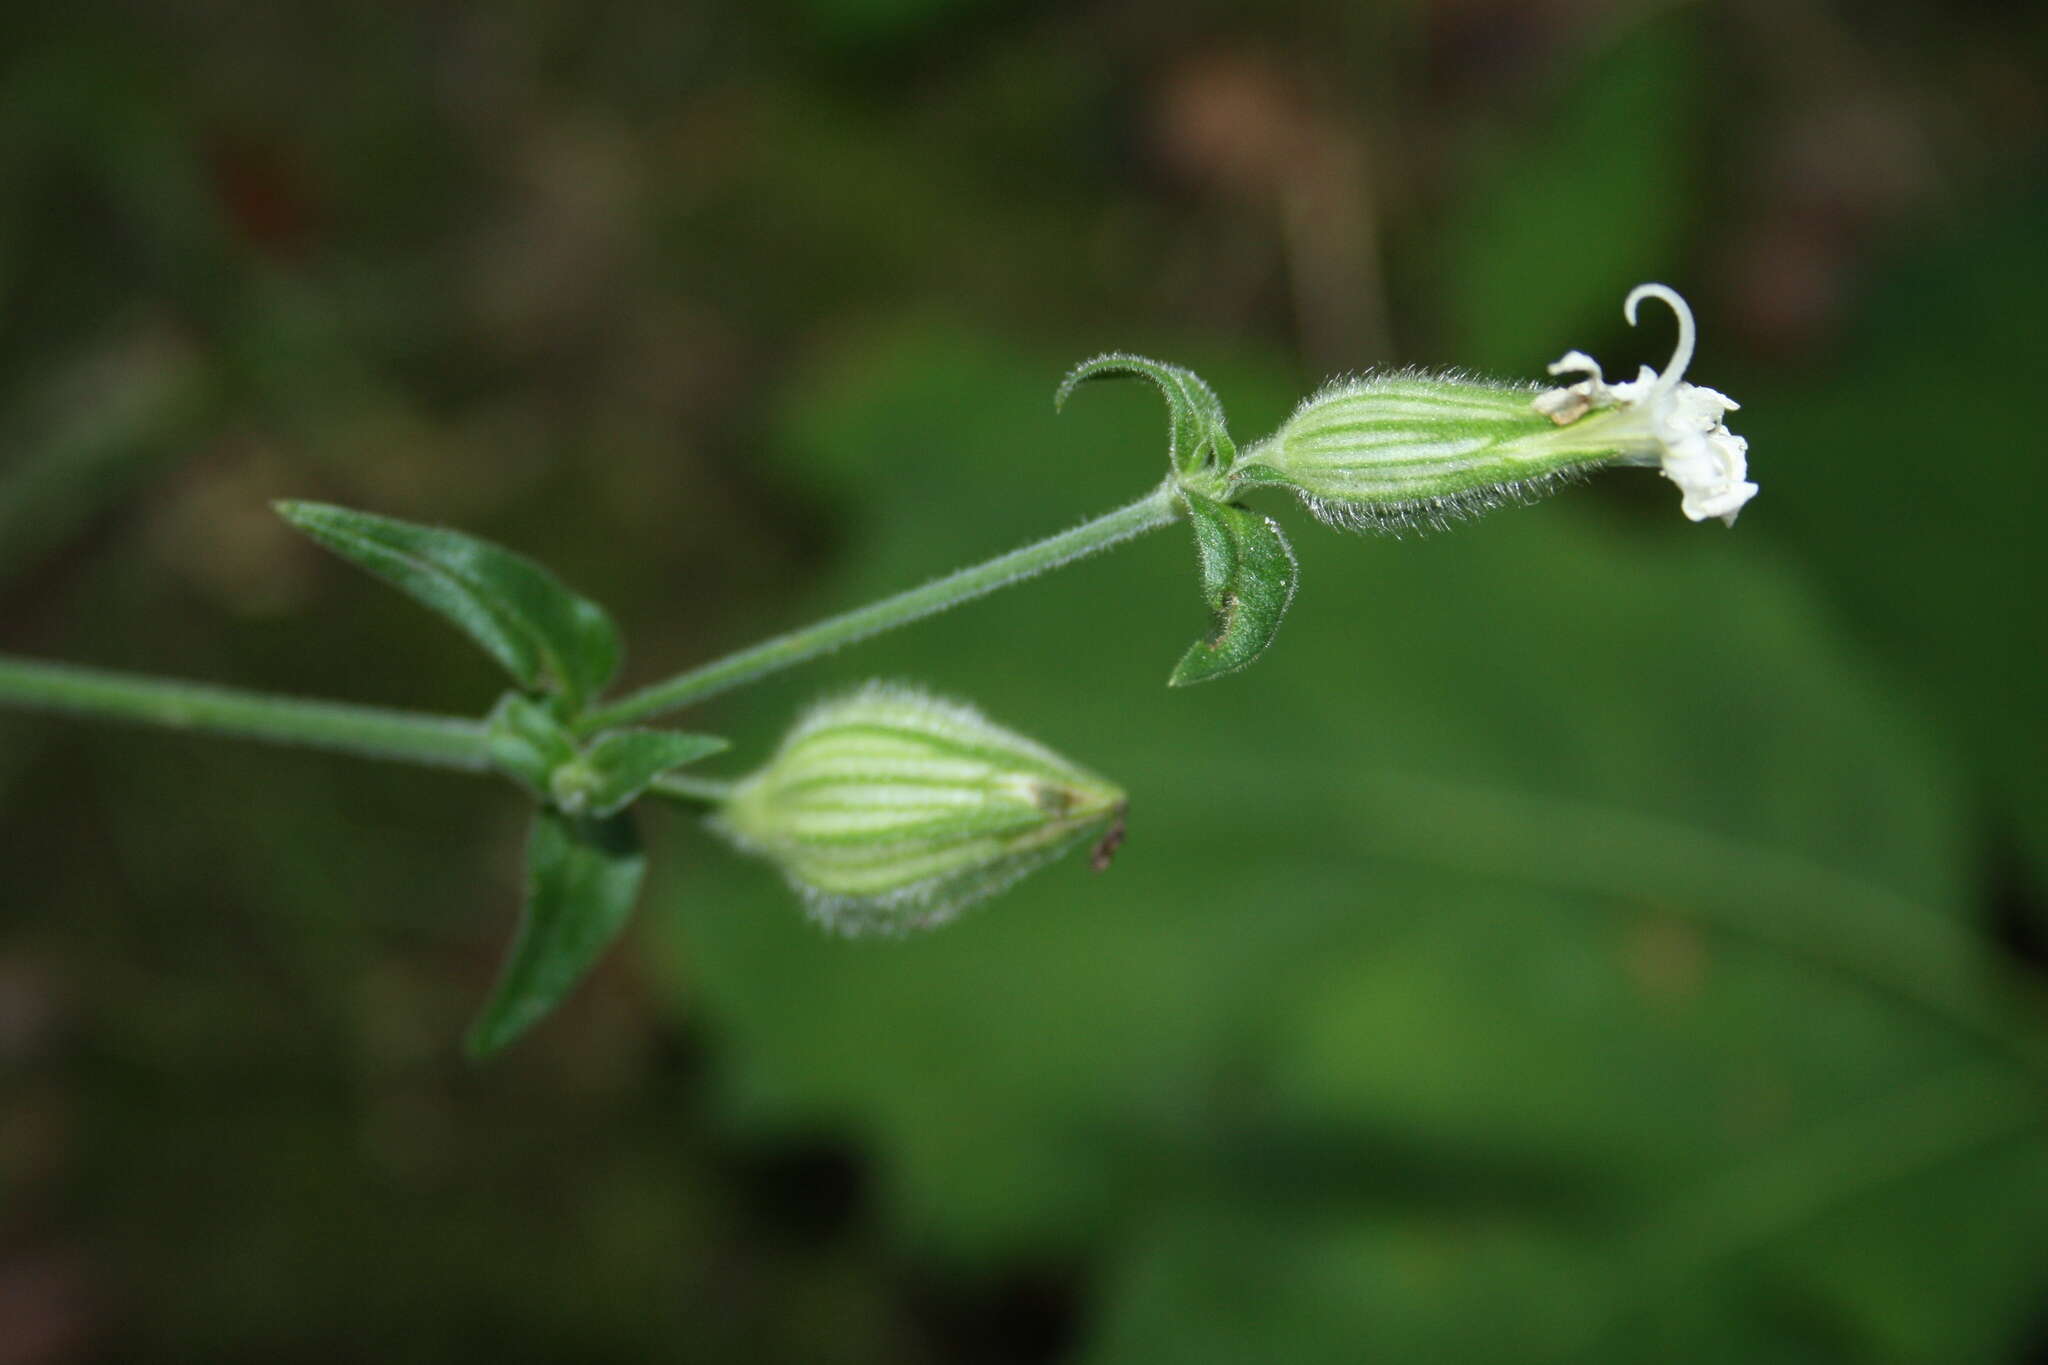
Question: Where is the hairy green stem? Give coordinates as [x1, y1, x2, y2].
[0, 486, 1181, 789]
[575, 484, 1182, 733]
[0, 653, 753, 807]
[0, 654, 492, 771]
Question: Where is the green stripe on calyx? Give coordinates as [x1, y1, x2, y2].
[1214, 284, 1754, 531]
[712, 682, 1126, 935]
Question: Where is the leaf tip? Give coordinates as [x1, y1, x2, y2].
[461, 1011, 517, 1061]
[1053, 351, 1136, 413]
[273, 499, 352, 540]
[1166, 649, 1241, 688]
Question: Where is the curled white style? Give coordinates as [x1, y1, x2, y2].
[1533, 284, 1758, 525]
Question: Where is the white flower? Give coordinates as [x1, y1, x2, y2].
[1532, 284, 1757, 525]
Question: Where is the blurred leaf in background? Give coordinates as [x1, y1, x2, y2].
[664, 319, 2046, 1363]
[1743, 198, 2048, 926]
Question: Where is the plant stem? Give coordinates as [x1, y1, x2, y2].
[0, 654, 492, 771]
[0, 486, 1182, 787]
[576, 484, 1182, 733]
[0, 652, 748, 806]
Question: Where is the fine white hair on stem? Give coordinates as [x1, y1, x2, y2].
[1624, 283, 1695, 402]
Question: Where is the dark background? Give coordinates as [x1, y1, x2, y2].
[3, 1, 2045, 1360]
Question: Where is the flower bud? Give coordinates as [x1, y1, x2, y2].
[1230, 284, 1754, 530]
[712, 683, 1127, 935]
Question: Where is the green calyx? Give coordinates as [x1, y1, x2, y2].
[1227, 373, 1622, 534]
[1053, 351, 1700, 688]
[711, 683, 1127, 936]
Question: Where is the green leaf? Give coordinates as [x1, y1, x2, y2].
[1169, 493, 1298, 687]
[488, 694, 725, 816]
[276, 500, 622, 709]
[1088, 1206, 1614, 1365]
[1745, 196, 2048, 909]
[557, 729, 729, 818]
[465, 807, 647, 1058]
[1057, 353, 1236, 479]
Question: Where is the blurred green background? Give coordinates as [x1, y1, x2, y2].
[3, 0, 2045, 1360]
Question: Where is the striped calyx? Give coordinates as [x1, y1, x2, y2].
[712, 683, 1127, 935]
[1227, 283, 1754, 531]
[1228, 373, 1612, 533]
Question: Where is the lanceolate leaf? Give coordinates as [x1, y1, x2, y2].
[465, 808, 647, 1058]
[276, 501, 622, 709]
[1056, 353, 1236, 479]
[564, 729, 729, 818]
[488, 694, 726, 816]
[1170, 492, 1297, 687]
